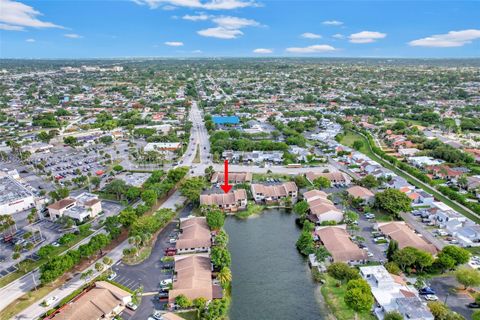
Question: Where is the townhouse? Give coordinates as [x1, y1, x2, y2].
[175, 216, 212, 254]
[303, 190, 343, 224]
[315, 225, 367, 265]
[251, 182, 298, 204]
[199, 189, 248, 213]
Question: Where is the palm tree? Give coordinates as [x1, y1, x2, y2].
[217, 267, 232, 288]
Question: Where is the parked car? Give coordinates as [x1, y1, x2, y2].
[169, 238, 177, 244]
[42, 296, 58, 307]
[153, 311, 164, 320]
[126, 302, 138, 311]
[158, 291, 169, 299]
[161, 263, 173, 270]
[160, 279, 173, 286]
[424, 295, 438, 301]
[107, 272, 117, 281]
[467, 302, 480, 308]
[419, 287, 436, 295]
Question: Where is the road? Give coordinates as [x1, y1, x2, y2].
[12, 190, 187, 320]
[0, 228, 107, 312]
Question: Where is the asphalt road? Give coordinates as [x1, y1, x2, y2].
[429, 276, 475, 320]
[115, 204, 193, 320]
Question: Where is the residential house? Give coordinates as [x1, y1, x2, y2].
[376, 222, 437, 254]
[346, 186, 375, 205]
[454, 225, 480, 247]
[199, 189, 247, 213]
[305, 171, 350, 186]
[210, 172, 252, 185]
[303, 190, 343, 224]
[48, 281, 132, 320]
[360, 265, 432, 320]
[168, 254, 222, 303]
[251, 182, 298, 204]
[176, 216, 211, 254]
[315, 225, 367, 265]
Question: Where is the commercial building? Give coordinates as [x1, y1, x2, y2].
[0, 175, 35, 215]
[144, 142, 182, 152]
[199, 189, 247, 212]
[47, 193, 102, 222]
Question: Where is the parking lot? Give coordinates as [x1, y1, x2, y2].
[429, 276, 475, 320]
[354, 212, 387, 262]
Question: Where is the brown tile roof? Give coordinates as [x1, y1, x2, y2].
[169, 255, 213, 303]
[346, 186, 374, 199]
[305, 171, 346, 183]
[251, 182, 297, 198]
[378, 222, 437, 254]
[211, 172, 252, 184]
[176, 217, 211, 250]
[51, 281, 131, 320]
[316, 226, 367, 262]
[47, 198, 76, 210]
[304, 190, 341, 216]
[199, 189, 247, 207]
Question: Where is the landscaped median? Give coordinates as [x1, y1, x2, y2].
[341, 129, 480, 224]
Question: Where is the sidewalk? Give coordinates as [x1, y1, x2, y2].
[13, 190, 185, 320]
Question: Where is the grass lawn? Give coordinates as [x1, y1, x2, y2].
[320, 275, 375, 320]
[466, 247, 480, 256]
[0, 283, 56, 320]
[193, 146, 200, 164]
[235, 204, 266, 219]
[371, 209, 393, 222]
[178, 310, 199, 320]
[0, 232, 91, 288]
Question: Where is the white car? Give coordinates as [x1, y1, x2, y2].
[169, 238, 177, 244]
[160, 279, 172, 286]
[43, 296, 58, 307]
[126, 302, 138, 311]
[367, 252, 374, 257]
[107, 272, 117, 281]
[424, 294, 438, 301]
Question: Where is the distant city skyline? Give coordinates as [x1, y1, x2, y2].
[1, 0, 480, 58]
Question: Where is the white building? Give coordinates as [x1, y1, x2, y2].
[0, 175, 35, 215]
[47, 193, 102, 222]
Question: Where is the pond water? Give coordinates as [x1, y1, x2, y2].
[225, 209, 324, 320]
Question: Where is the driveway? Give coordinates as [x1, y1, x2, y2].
[355, 213, 386, 262]
[429, 276, 475, 320]
[113, 204, 193, 320]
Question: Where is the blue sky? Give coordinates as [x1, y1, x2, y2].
[1, 0, 479, 58]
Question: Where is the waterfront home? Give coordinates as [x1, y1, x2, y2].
[169, 254, 222, 304]
[210, 172, 252, 185]
[176, 216, 212, 254]
[303, 190, 343, 224]
[48, 281, 132, 320]
[305, 171, 350, 186]
[251, 182, 298, 204]
[376, 222, 437, 254]
[345, 186, 375, 205]
[199, 189, 248, 213]
[359, 265, 432, 320]
[315, 225, 367, 265]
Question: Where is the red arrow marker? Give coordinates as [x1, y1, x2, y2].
[220, 159, 232, 193]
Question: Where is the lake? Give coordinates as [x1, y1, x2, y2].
[225, 209, 324, 320]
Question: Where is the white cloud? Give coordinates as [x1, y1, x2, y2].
[212, 16, 259, 29]
[332, 33, 344, 39]
[0, 0, 62, 30]
[349, 31, 386, 43]
[64, 33, 83, 39]
[408, 29, 480, 47]
[165, 41, 184, 46]
[132, 0, 257, 10]
[25, 38, 35, 42]
[253, 48, 272, 54]
[197, 27, 243, 39]
[197, 15, 260, 39]
[322, 20, 343, 26]
[182, 13, 210, 21]
[301, 32, 321, 39]
[192, 49, 203, 53]
[286, 44, 336, 53]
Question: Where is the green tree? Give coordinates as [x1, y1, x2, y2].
[293, 200, 309, 217]
[344, 286, 373, 312]
[327, 262, 360, 283]
[384, 311, 404, 320]
[473, 311, 480, 320]
[112, 164, 123, 172]
[296, 227, 314, 256]
[374, 188, 412, 217]
[214, 229, 229, 247]
[353, 140, 364, 151]
[105, 179, 127, 200]
[217, 267, 232, 288]
[141, 189, 157, 207]
[313, 177, 331, 189]
[434, 252, 456, 272]
[211, 247, 231, 269]
[359, 175, 379, 189]
[455, 267, 480, 290]
[206, 209, 225, 230]
[179, 177, 206, 203]
[441, 246, 470, 266]
[386, 240, 399, 261]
